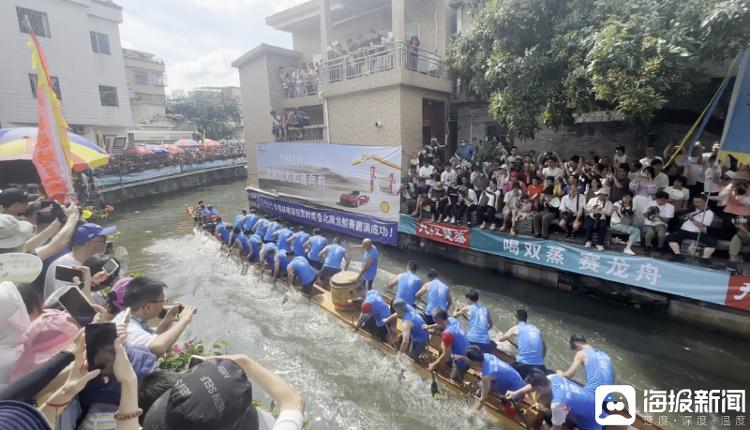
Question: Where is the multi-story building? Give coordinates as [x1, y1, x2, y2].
[123, 48, 167, 126]
[0, 0, 132, 143]
[233, 0, 460, 186]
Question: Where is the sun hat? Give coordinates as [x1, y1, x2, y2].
[10, 309, 78, 381]
[0, 214, 35, 249]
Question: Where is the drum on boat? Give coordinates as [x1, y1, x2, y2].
[330, 271, 361, 311]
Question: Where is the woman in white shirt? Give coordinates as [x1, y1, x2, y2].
[630, 166, 658, 198]
[610, 191, 640, 255]
[583, 190, 613, 250]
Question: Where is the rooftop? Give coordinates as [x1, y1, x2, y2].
[231, 44, 302, 68]
[123, 48, 165, 65]
[266, 0, 389, 32]
[91, 0, 122, 10]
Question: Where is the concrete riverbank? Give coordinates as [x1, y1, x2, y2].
[101, 164, 247, 205]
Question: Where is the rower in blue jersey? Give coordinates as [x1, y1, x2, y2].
[287, 255, 318, 296]
[513, 370, 601, 430]
[214, 222, 231, 244]
[233, 209, 247, 229]
[236, 228, 252, 258]
[317, 238, 350, 286]
[273, 249, 291, 280]
[383, 298, 428, 360]
[498, 309, 547, 378]
[288, 227, 310, 258]
[263, 219, 281, 243]
[253, 217, 269, 238]
[355, 290, 392, 341]
[304, 228, 328, 270]
[466, 345, 525, 410]
[247, 233, 263, 263]
[427, 308, 471, 383]
[273, 222, 294, 251]
[242, 209, 259, 231]
[203, 204, 219, 219]
[416, 269, 451, 325]
[557, 334, 615, 393]
[357, 239, 378, 290]
[258, 242, 278, 281]
[454, 289, 494, 353]
[229, 227, 241, 251]
[385, 260, 422, 307]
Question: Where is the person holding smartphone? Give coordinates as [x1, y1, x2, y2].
[111, 277, 196, 357]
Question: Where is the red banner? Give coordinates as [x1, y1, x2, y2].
[416, 220, 471, 248]
[725, 276, 750, 312]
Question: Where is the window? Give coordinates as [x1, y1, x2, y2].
[133, 70, 149, 85]
[17, 7, 50, 38]
[99, 85, 119, 107]
[90, 31, 111, 55]
[28, 74, 62, 101]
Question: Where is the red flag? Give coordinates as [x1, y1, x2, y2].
[27, 23, 75, 202]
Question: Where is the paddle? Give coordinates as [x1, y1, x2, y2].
[430, 372, 441, 399]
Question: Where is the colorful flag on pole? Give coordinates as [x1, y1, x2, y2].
[27, 23, 75, 202]
[720, 48, 750, 164]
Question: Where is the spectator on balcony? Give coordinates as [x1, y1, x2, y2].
[270, 111, 284, 140]
[652, 159, 670, 191]
[441, 164, 457, 185]
[667, 194, 717, 263]
[527, 176, 544, 202]
[610, 190, 640, 255]
[499, 181, 522, 233]
[642, 191, 674, 255]
[456, 140, 474, 161]
[418, 161, 436, 187]
[442, 180, 460, 223]
[456, 177, 478, 225]
[665, 176, 690, 213]
[278, 67, 289, 98]
[541, 157, 564, 180]
[407, 35, 420, 71]
[613, 146, 628, 166]
[685, 142, 706, 198]
[429, 182, 449, 222]
[584, 190, 613, 250]
[639, 144, 663, 168]
[532, 190, 559, 239]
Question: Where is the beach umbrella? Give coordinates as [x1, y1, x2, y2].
[162, 144, 182, 155]
[144, 144, 169, 154]
[124, 146, 153, 156]
[0, 127, 109, 172]
[175, 139, 200, 147]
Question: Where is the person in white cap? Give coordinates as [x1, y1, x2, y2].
[0, 204, 79, 261]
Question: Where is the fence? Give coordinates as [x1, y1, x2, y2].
[321, 41, 446, 84]
[100, 157, 246, 187]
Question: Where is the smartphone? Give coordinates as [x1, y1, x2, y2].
[59, 287, 98, 327]
[55, 265, 84, 283]
[158, 304, 184, 319]
[102, 258, 119, 275]
[188, 355, 204, 369]
[85, 323, 117, 371]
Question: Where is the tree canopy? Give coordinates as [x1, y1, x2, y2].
[166, 90, 241, 140]
[447, 0, 750, 140]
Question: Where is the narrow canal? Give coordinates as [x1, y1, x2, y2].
[109, 179, 750, 430]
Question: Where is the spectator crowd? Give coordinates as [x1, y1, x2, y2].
[100, 146, 246, 176]
[401, 139, 750, 272]
[0, 185, 305, 429]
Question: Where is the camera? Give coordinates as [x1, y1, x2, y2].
[622, 208, 634, 217]
[646, 206, 660, 219]
[593, 213, 602, 219]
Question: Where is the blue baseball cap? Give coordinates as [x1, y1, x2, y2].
[72, 223, 117, 245]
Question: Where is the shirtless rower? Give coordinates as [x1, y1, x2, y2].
[453, 289, 494, 353]
[497, 309, 547, 378]
[556, 334, 614, 393]
[385, 260, 421, 306]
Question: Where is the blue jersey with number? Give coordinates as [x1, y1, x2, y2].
[466, 304, 491, 344]
[516, 322, 545, 366]
[396, 272, 421, 306]
[583, 348, 614, 393]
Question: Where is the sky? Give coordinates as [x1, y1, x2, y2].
[119, 0, 308, 92]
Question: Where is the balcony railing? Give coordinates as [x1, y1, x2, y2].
[321, 41, 446, 84]
[282, 124, 326, 141]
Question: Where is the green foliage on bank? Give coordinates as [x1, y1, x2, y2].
[447, 0, 750, 140]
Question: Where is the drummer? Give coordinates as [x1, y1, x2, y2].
[383, 298, 428, 359]
[317, 238, 350, 286]
[355, 290, 392, 341]
[356, 239, 378, 291]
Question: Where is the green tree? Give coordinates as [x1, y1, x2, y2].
[166, 90, 241, 140]
[447, 0, 750, 141]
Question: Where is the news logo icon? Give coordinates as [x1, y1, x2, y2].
[595, 385, 636, 426]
